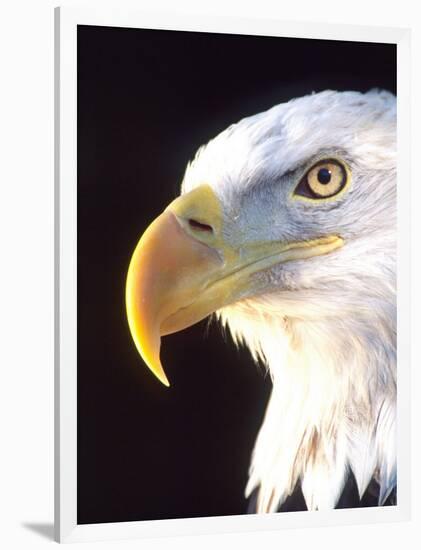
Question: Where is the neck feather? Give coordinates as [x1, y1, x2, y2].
[218, 288, 396, 512]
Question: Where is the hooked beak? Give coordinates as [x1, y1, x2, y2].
[125, 184, 343, 386]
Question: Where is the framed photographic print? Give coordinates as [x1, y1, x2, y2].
[55, 6, 411, 543]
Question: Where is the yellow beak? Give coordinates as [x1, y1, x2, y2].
[125, 184, 343, 386]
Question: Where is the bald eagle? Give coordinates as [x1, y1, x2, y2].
[125, 90, 396, 513]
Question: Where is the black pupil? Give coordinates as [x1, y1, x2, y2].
[317, 168, 332, 184]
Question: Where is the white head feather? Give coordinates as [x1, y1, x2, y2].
[181, 90, 396, 512]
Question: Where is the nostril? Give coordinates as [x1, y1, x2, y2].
[188, 219, 214, 233]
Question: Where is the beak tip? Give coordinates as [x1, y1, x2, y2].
[151, 364, 170, 388]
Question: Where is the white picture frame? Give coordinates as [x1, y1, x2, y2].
[55, 6, 411, 543]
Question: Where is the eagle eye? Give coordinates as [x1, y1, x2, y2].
[294, 159, 349, 200]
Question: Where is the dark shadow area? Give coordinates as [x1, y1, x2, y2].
[22, 522, 54, 541]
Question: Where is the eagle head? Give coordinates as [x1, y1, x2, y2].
[126, 90, 396, 512]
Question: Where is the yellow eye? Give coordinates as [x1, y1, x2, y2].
[294, 159, 348, 200]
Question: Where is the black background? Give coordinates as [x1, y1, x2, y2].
[77, 25, 396, 524]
